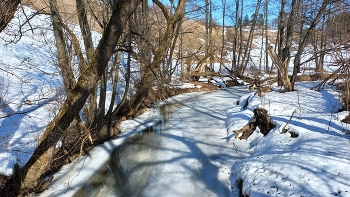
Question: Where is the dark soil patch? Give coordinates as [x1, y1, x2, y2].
[289, 131, 299, 138]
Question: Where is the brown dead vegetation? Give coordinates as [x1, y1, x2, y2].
[296, 73, 331, 81]
[23, 0, 103, 31]
[143, 82, 220, 110]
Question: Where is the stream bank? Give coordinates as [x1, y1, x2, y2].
[34, 86, 251, 197]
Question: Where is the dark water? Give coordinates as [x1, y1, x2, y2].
[73, 104, 174, 197]
[72, 87, 251, 197]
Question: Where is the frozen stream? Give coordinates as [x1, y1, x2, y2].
[66, 86, 251, 197]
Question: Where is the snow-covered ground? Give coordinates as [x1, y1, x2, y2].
[1, 4, 350, 197]
[34, 86, 251, 197]
[0, 5, 102, 176]
[0, 6, 62, 175]
[227, 82, 350, 197]
[34, 82, 350, 197]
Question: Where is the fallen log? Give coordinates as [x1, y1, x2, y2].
[187, 71, 218, 76]
[233, 108, 276, 140]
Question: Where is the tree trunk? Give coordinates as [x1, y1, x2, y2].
[0, 0, 20, 33]
[220, 0, 226, 72]
[75, 0, 99, 126]
[277, 0, 286, 86]
[231, 0, 239, 72]
[129, 0, 187, 115]
[180, 18, 185, 81]
[267, 46, 293, 91]
[265, 0, 269, 72]
[291, 0, 330, 87]
[16, 0, 142, 194]
[205, 0, 210, 72]
[209, 0, 213, 71]
[108, 50, 131, 136]
[166, 15, 182, 83]
[259, 27, 263, 73]
[241, 0, 262, 74]
[316, 15, 326, 72]
[104, 52, 121, 138]
[50, 0, 75, 92]
[281, 0, 298, 71]
[238, 0, 244, 73]
[76, 0, 94, 60]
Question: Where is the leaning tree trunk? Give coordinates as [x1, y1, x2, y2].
[267, 46, 293, 91]
[129, 0, 187, 116]
[50, 0, 75, 92]
[15, 0, 142, 195]
[0, 0, 20, 33]
[76, 0, 99, 127]
[241, 0, 262, 74]
[291, 0, 330, 87]
[231, 0, 239, 72]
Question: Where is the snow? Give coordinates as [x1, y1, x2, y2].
[227, 82, 350, 197]
[167, 79, 202, 89]
[35, 82, 350, 197]
[0, 6, 103, 176]
[33, 87, 252, 197]
[1, 4, 350, 197]
[30, 106, 163, 197]
[0, 6, 62, 175]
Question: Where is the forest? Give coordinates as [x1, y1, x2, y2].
[0, 0, 349, 196]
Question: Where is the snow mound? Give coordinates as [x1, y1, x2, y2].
[227, 82, 350, 197]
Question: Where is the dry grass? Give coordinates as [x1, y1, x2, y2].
[22, 0, 278, 66]
[23, 0, 103, 31]
[296, 73, 331, 81]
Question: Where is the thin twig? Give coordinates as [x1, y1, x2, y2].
[66, 136, 86, 190]
[281, 110, 296, 134]
[296, 85, 302, 119]
[232, 142, 238, 154]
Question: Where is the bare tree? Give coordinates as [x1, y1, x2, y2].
[291, 0, 335, 87]
[265, 0, 269, 72]
[220, 0, 226, 72]
[231, 0, 240, 72]
[12, 0, 143, 195]
[125, 0, 187, 116]
[240, 0, 262, 74]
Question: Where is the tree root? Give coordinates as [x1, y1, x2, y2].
[233, 108, 276, 140]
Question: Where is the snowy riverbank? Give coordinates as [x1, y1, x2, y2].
[227, 82, 350, 197]
[33, 86, 252, 197]
[24, 82, 350, 197]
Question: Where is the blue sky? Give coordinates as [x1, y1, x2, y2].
[148, 0, 280, 26]
[209, 0, 280, 26]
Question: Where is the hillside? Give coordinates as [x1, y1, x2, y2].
[1, 1, 349, 196]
